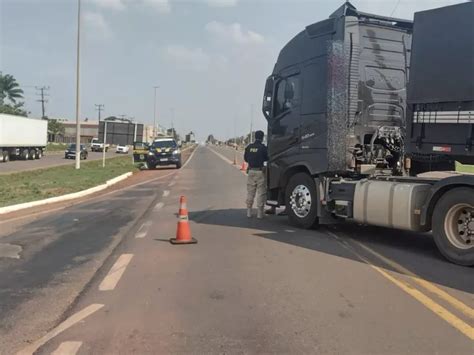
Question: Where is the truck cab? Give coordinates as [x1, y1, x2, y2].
[262, 2, 473, 266]
[263, 2, 413, 206]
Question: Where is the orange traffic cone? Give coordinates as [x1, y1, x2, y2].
[240, 161, 248, 172]
[170, 196, 197, 245]
[178, 195, 188, 216]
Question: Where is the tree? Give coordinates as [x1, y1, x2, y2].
[0, 73, 24, 105]
[0, 102, 28, 116]
[206, 134, 215, 144]
[48, 119, 65, 136]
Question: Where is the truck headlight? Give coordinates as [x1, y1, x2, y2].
[148, 151, 154, 156]
[172, 149, 181, 155]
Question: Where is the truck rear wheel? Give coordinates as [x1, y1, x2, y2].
[2, 151, 9, 163]
[285, 173, 319, 229]
[21, 149, 29, 160]
[29, 149, 36, 160]
[432, 187, 474, 266]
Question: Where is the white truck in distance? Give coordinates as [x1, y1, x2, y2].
[90, 138, 110, 152]
[0, 114, 47, 163]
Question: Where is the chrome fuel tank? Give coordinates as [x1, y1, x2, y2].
[353, 180, 431, 231]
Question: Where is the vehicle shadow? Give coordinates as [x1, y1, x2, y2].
[188, 208, 473, 294]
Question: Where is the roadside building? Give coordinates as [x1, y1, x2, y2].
[48, 118, 98, 144]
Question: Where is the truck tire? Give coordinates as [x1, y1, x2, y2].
[35, 149, 42, 159]
[285, 173, 319, 229]
[21, 149, 29, 160]
[432, 187, 474, 266]
[29, 149, 36, 160]
[2, 151, 9, 163]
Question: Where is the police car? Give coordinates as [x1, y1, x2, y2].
[146, 137, 182, 169]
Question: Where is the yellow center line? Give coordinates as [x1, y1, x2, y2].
[326, 232, 474, 340]
[353, 240, 474, 320]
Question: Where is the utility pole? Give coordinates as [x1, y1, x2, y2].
[153, 86, 159, 139]
[36, 86, 50, 119]
[95, 104, 104, 123]
[75, 0, 82, 170]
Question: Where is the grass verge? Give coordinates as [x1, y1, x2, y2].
[46, 143, 69, 152]
[0, 156, 137, 207]
[456, 162, 474, 174]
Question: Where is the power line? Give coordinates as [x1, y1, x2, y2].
[35, 86, 50, 119]
[390, 0, 401, 17]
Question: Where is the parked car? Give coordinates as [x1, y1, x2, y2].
[65, 144, 88, 160]
[147, 138, 182, 169]
[116, 144, 130, 154]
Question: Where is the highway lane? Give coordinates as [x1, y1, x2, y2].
[0, 150, 118, 174]
[212, 144, 473, 295]
[0, 162, 186, 353]
[20, 146, 472, 354]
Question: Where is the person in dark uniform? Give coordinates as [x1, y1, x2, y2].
[244, 130, 268, 219]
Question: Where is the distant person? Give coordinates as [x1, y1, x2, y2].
[244, 130, 268, 219]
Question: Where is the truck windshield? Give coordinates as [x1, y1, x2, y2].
[152, 141, 177, 149]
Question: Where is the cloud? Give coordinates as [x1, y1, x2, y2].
[206, 0, 239, 7]
[87, 0, 126, 11]
[83, 12, 112, 39]
[205, 21, 264, 45]
[142, 0, 171, 13]
[165, 45, 211, 71]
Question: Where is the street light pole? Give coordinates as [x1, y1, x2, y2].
[153, 86, 159, 140]
[102, 120, 107, 168]
[75, 0, 82, 169]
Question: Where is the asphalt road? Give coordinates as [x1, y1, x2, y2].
[1, 145, 472, 354]
[0, 151, 118, 174]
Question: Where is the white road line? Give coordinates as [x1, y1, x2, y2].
[163, 190, 170, 197]
[51, 341, 83, 355]
[99, 254, 134, 291]
[181, 145, 198, 169]
[207, 146, 248, 175]
[207, 147, 235, 164]
[135, 221, 152, 239]
[285, 229, 295, 233]
[168, 181, 175, 187]
[154, 202, 165, 211]
[16, 304, 103, 355]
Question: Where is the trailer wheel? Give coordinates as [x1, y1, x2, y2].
[2, 151, 9, 163]
[36, 150, 42, 159]
[285, 173, 319, 229]
[21, 149, 29, 160]
[29, 149, 36, 160]
[432, 187, 474, 266]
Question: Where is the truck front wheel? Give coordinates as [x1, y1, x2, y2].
[285, 173, 319, 229]
[432, 187, 474, 266]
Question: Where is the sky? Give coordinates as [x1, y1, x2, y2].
[0, 0, 466, 141]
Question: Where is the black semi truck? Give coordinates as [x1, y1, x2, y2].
[262, 2, 473, 266]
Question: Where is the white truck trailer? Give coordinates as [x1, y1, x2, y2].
[0, 114, 48, 162]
